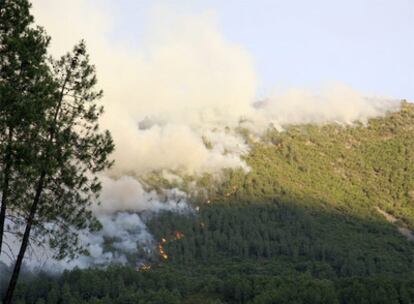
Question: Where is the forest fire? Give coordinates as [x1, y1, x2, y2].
[158, 244, 168, 260]
[136, 262, 151, 272]
[157, 232, 185, 261]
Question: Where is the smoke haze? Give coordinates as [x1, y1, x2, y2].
[0, 0, 400, 269]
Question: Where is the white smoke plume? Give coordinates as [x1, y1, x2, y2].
[32, 0, 400, 177]
[32, 0, 401, 176]
[32, 1, 256, 176]
[0, 178, 190, 272]
[0, 0, 399, 270]
[256, 84, 400, 130]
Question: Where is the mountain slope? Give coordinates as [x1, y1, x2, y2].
[5, 101, 414, 304]
[207, 101, 414, 228]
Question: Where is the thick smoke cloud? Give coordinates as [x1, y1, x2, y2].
[33, 1, 257, 175]
[2, 0, 399, 270]
[32, 0, 399, 177]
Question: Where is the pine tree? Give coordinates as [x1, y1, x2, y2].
[0, 0, 54, 257]
[3, 40, 113, 304]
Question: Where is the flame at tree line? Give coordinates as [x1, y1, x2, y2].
[147, 231, 187, 264]
[148, 184, 238, 265]
[135, 182, 239, 269]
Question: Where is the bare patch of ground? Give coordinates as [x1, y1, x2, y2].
[376, 207, 414, 242]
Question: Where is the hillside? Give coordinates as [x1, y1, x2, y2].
[6, 101, 414, 303]
[201, 101, 414, 226]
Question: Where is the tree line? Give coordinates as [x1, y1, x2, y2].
[7, 264, 414, 303]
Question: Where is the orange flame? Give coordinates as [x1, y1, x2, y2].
[158, 232, 184, 261]
[158, 244, 168, 260]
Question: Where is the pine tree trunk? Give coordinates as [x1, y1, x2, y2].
[2, 172, 45, 304]
[2, 75, 64, 302]
[0, 127, 14, 256]
[3, 50, 81, 304]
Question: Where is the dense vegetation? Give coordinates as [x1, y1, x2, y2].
[205, 101, 414, 227]
[7, 265, 414, 304]
[3, 102, 414, 303]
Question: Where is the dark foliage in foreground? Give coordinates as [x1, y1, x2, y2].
[6, 265, 414, 303]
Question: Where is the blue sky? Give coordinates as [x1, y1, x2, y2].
[106, 0, 414, 100]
